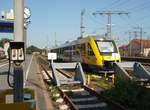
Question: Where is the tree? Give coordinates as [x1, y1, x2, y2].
[26, 45, 42, 54]
[0, 38, 11, 48]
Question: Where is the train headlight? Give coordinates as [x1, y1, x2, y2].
[112, 53, 119, 59]
[99, 38, 104, 41]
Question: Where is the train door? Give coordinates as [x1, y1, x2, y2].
[72, 45, 76, 61]
[75, 44, 81, 62]
[69, 46, 73, 61]
[87, 43, 95, 64]
[81, 43, 86, 63]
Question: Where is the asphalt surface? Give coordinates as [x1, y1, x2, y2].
[25, 55, 48, 110]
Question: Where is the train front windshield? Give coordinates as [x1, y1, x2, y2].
[96, 41, 117, 53]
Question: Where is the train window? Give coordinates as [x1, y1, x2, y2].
[88, 44, 94, 56]
[63, 46, 72, 56]
[81, 44, 86, 55]
[60, 48, 62, 54]
[62, 48, 64, 53]
[77, 44, 80, 49]
[96, 41, 116, 53]
[75, 44, 80, 55]
[72, 45, 76, 55]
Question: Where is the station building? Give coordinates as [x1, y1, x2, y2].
[119, 39, 150, 57]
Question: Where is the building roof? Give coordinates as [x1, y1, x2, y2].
[119, 39, 150, 49]
[131, 39, 150, 48]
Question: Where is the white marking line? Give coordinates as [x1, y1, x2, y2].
[0, 63, 9, 68]
[24, 55, 33, 86]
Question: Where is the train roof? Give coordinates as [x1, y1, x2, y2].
[51, 35, 113, 50]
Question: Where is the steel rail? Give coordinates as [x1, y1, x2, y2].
[83, 85, 127, 110]
[58, 87, 78, 110]
[57, 85, 127, 110]
[121, 56, 150, 63]
[0, 59, 8, 63]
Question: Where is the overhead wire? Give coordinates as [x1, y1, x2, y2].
[85, 11, 106, 34]
[86, 11, 105, 25]
[109, 1, 150, 28]
[108, 0, 130, 9]
[131, 4, 150, 12]
[98, 1, 150, 44]
[127, 1, 150, 12]
[86, 1, 150, 42]
[137, 14, 150, 25]
[116, 16, 132, 29]
[110, 2, 150, 26]
[106, 1, 149, 33]
[127, 2, 150, 25]
[100, 0, 121, 10]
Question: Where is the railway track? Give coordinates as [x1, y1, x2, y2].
[121, 57, 150, 75]
[121, 56, 150, 66]
[0, 58, 8, 63]
[0, 59, 8, 67]
[58, 85, 126, 110]
[38, 55, 127, 110]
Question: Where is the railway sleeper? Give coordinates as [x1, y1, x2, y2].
[59, 85, 126, 110]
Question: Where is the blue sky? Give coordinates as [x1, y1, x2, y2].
[0, 0, 150, 48]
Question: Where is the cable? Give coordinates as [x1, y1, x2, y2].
[127, 1, 150, 12]
[135, 13, 150, 23]
[7, 47, 14, 88]
[119, 15, 137, 27]
[132, 4, 150, 12]
[87, 12, 105, 25]
[100, 0, 121, 10]
[109, 0, 129, 9]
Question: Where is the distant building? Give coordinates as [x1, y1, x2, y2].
[119, 39, 150, 57]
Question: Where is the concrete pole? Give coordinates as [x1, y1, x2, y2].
[140, 27, 143, 56]
[23, 28, 27, 81]
[80, 9, 85, 38]
[107, 13, 112, 39]
[24, 28, 27, 52]
[14, 0, 24, 42]
[14, 66, 24, 102]
[129, 34, 132, 56]
[13, 0, 24, 102]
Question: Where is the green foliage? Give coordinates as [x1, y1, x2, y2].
[26, 45, 42, 54]
[96, 79, 113, 90]
[51, 86, 59, 94]
[51, 96, 58, 101]
[50, 86, 60, 101]
[66, 91, 74, 97]
[104, 79, 150, 110]
[0, 38, 11, 48]
[90, 75, 114, 90]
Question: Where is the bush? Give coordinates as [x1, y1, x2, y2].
[104, 78, 150, 110]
